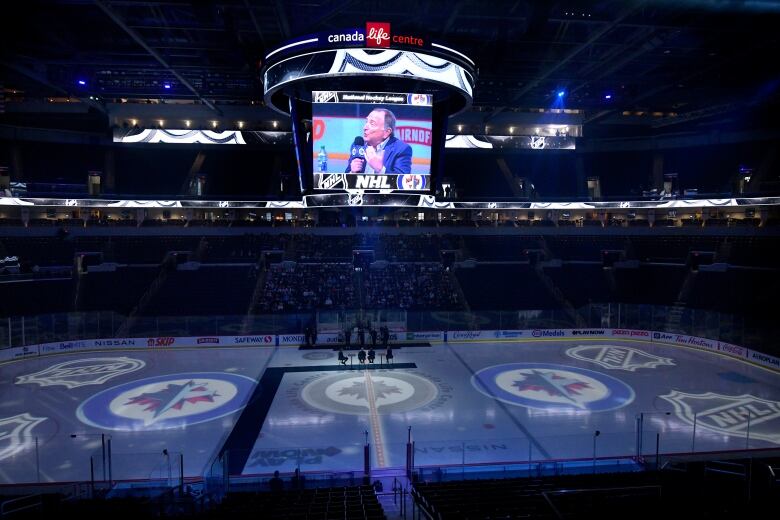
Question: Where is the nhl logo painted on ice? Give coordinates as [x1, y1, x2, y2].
[16, 357, 146, 389]
[472, 363, 635, 411]
[319, 173, 346, 190]
[566, 345, 675, 372]
[660, 391, 780, 444]
[0, 413, 47, 462]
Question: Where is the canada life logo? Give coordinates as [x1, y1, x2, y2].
[366, 22, 391, 48]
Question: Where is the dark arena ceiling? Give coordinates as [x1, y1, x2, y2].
[1, 0, 780, 138]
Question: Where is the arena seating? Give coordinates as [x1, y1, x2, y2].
[293, 234, 357, 261]
[363, 263, 463, 310]
[545, 235, 628, 261]
[199, 234, 290, 262]
[687, 266, 780, 314]
[79, 265, 160, 314]
[0, 277, 73, 316]
[376, 234, 458, 261]
[612, 264, 688, 305]
[1, 231, 778, 355]
[0, 235, 77, 266]
[543, 262, 612, 306]
[455, 264, 558, 310]
[213, 485, 385, 520]
[257, 263, 357, 312]
[461, 236, 541, 261]
[141, 265, 256, 316]
[722, 236, 779, 267]
[412, 456, 778, 520]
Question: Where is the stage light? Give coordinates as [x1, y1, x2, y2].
[130, 119, 138, 126]
[457, 124, 463, 132]
[211, 121, 218, 128]
[77, 79, 86, 86]
[509, 126, 515, 134]
[238, 121, 244, 129]
[163, 83, 171, 89]
[184, 120, 191, 127]
[158, 120, 164, 127]
[604, 94, 612, 100]
[557, 90, 565, 98]
[272, 120, 278, 128]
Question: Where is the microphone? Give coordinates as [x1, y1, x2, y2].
[349, 136, 366, 173]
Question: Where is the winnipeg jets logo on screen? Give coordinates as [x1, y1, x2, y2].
[366, 22, 391, 48]
[398, 174, 426, 191]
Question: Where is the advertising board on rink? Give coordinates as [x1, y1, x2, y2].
[6, 328, 777, 374]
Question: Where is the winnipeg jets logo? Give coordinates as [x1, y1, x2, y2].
[661, 391, 780, 444]
[337, 379, 403, 401]
[398, 174, 425, 190]
[77, 373, 255, 431]
[511, 370, 592, 407]
[124, 380, 221, 427]
[301, 372, 439, 415]
[566, 345, 675, 372]
[0, 413, 47, 462]
[16, 357, 145, 389]
[472, 363, 634, 412]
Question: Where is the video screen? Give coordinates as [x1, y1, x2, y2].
[311, 91, 432, 192]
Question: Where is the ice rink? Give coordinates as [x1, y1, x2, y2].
[1, 337, 778, 484]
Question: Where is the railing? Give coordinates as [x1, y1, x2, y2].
[0, 494, 44, 517]
[5, 428, 779, 489]
[0, 303, 776, 354]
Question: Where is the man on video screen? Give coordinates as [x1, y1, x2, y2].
[346, 108, 412, 175]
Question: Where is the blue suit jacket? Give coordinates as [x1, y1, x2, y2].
[345, 136, 412, 175]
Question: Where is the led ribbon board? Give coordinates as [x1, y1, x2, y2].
[263, 48, 474, 116]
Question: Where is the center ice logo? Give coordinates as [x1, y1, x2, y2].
[76, 372, 255, 431]
[301, 372, 438, 415]
[472, 363, 634, 411]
